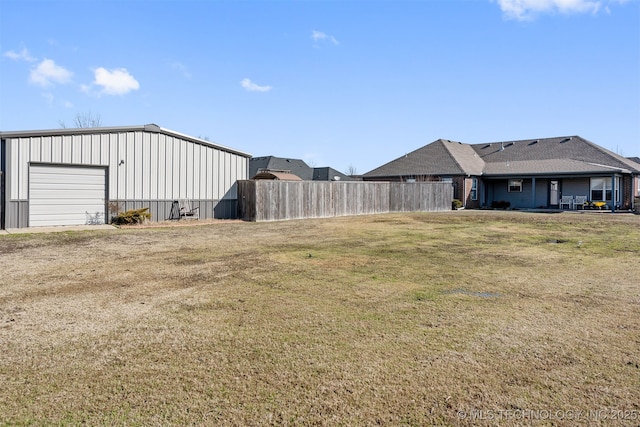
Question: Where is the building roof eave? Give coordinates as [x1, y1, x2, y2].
[0, 124, 252, 158]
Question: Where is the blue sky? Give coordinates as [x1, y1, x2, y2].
[1, 0, 639, 174]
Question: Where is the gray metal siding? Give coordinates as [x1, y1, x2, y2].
[109, 199, 239, 223]
[5, 201, 28, 228]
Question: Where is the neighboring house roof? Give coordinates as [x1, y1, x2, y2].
[364, 136, 640, 178]
[0, 123, 252, 158]
[250, 156, 354, 181]
[250, 156, 315, 180]
[312, 167, 356, 181]
[252, 171, 302, 181]
[628, 156, 640, 164]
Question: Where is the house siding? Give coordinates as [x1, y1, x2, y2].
[488, 179, 532, 208]
[464, 177, 481, 208]
[534, 179, 548, 208]
[561, 178, 589, 199]
[622, 175, 633, 209]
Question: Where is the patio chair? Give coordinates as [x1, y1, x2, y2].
[574, 195, 588, 210]
[559, 196, 573, 210]
[178, 199, 199, 220]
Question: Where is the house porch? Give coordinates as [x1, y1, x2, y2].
[482, 174, 627, 211]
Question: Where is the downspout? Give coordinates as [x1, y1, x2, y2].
[463, 176, 467, 208]
[632, 175, 635, 211]
[0, 138, 5, 230]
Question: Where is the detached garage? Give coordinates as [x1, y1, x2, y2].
[0, 124, 251, 229]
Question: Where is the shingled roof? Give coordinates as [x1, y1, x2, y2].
[252, 171, 302, 181]
[364, 139, 481, 178]
[249, 156, 355, 181]
[250, 156, 315, 180]
[364, 136, 640, 178]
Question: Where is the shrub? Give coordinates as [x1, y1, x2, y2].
[491, 200, 511, 209]
[112, 208, 151, 225]
[452, 199, 463, 210]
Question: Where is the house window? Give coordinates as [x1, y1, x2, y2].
[508, 179, 522, 192]
[590, 178, 611, 201]
[470, 177, 478, 200]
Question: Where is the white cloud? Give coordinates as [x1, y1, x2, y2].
[240, 78, 272, 92]
[93, 67, 140, 95]
[4, 47, 36, 62]
[29, 59, 73, 86]
[312, 30, 339, 45]
[494, 0, 613, 20]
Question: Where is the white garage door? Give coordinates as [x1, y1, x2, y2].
[29, 165, 107, 227]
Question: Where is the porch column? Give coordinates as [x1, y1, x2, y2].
[531, 177, 536, 208]
[611, 173, 616, 213]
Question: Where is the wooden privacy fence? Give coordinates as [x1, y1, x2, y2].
[237, 180, 453, 221]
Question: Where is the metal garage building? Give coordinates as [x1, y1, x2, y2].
[0, 124, 251, 229]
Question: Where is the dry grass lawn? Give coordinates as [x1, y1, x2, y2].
[1, 211, 639, 426]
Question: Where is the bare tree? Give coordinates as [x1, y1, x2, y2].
[59, 111, 102, 128]
[346, 164, 358, 176]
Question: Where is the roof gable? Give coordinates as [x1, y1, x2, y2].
[363, 139, 470, 178]
[441, 140, 484, 175]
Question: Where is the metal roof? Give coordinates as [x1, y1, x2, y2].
[0, 124, 252, 158]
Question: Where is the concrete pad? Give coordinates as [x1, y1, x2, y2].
[3, 224, 118, 234]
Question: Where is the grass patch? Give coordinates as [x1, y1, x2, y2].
[1, 211, 639, 425]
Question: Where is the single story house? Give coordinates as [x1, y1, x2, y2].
[0, 124, 251, 229]
[250, 156, 355, 182]
[363, 136, 640, 211]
